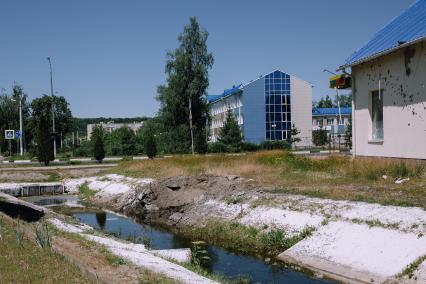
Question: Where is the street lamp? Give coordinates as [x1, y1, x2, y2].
[11, 96, 23, 156]
[47, 57, 56, 159]
[271, 123, 276, 141]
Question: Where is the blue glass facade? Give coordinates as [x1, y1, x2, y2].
[265, 70, 291, 140]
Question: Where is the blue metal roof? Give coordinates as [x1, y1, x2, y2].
[207, 84, 243, 103]
[312, 107, 352, 116]
[343, 0, 426, 67]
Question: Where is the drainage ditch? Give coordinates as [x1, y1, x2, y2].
[21, 195, 334, 283]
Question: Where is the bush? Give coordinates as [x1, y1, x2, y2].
[195, 128, 208, 154]
[312, 129, 328, 146]
[144, 133, 157, 159]
[260, 140, 291, 150]
[207, 141, 228, 153]
[242, 142, 260, 152]
[217, 109, 243, 152]
[92, 125, 105, 163]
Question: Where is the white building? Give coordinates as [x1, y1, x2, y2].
[340, 0, 426, 159]
[87, 121, 144, 140]
[208, 70, 312, 147]
[312, 107, 351, 144]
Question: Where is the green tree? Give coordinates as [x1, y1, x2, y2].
[194, 126, 208, 154]
[218, 109, 242, 152]
[118, 127, 136, 156]
[30, 95, 73, 152]
[92, 125, 105, 163]
[288, 123, 301, 147]
[317, 95, 333, 108]
[312, 129, 328, 146]
[36, 114, 54, 166]
[144, 132, 157, 159]
[156, 17, 214, 154]
[334, 93, 352, 108]
[0, 84, 31, 155]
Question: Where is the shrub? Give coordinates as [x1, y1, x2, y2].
[260, 140, 291, 150]
[207, 141, 228, 153]
[36, 115, 54, 166]
[242, 142, 260, 152]
[312, 129, 328, 146]
[195, 127, 208, 154]
[217, 109, 243, 152]
[144, 132, 157, 159]
[92, 125, 105, 163]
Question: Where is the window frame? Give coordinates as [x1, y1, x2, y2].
[369, 89, 384, 142]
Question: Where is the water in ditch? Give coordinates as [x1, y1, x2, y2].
[27, 195, 333, 283]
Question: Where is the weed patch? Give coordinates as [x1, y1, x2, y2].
[186, 219, 314, 256]
[78, 182, 97, 197]
[47, 172, 60, 182]
[398, 254, 426, 279]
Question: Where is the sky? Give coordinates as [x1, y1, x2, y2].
[0, 0, 415, 118]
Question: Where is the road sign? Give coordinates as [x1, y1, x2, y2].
[15, 130, 21, 138]
[5, 130, 15, 139]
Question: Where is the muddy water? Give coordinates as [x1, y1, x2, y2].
[28, 196, 332, 283]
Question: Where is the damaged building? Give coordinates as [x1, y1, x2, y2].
[341, 0, 426, 159]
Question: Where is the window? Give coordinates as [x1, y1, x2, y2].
[264, 71, 291, 140]
[371, 90, 384, 140]
[338, 118, 344, 125]
[327, 118, 334, 125]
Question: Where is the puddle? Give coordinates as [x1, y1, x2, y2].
[31, 196, 332, 283]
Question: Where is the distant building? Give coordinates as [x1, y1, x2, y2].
[340, 0, 426, 159]
[87, 121, 144, 140]
[312, 107, 351, 144]
[208, 70, 312, 147]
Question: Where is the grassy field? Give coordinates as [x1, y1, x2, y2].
[110, 151, 426, 208]
[0, 218, 91, 284]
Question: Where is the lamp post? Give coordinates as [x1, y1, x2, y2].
[47, 57, 56, 159]
[271, 123, 276, 141]
[11, 96, 23, 156]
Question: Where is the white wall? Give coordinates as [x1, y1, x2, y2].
[291, 76, 313, 147]
[209, 93, 243, 142]
[352, 40, 426, 159]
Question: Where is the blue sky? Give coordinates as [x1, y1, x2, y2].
[0, 0, 414, 118]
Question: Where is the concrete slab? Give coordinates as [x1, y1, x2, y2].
[151, 248, 191, 263]
[278, 221, 426, 283]
[240, 206, 323, 236]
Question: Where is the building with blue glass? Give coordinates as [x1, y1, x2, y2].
[208, 70, 312, 146]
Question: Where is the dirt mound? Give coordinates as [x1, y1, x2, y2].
[112, 174, 253, 224]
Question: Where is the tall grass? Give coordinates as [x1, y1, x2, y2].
[111, 151, 425, 207]
[257, 151, 425, 180]
[186, 220, 315, 256]
[351, 159, 425, 181]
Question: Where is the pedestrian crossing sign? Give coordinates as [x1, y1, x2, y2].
[5, 130, 15, 139]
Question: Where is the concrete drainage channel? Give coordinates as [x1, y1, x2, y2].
[0, 184, 332, 284]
